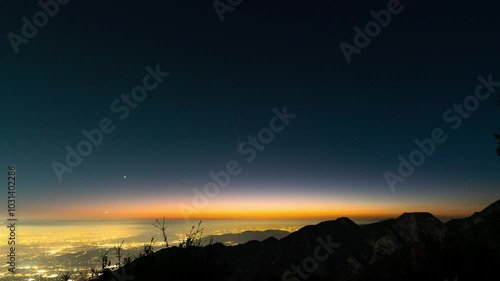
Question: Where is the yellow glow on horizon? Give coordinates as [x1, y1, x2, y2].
[20, 192, 480, 221]
[169, 202, 472, 220]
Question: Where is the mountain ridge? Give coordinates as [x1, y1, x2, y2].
[95, 199, 500, 281]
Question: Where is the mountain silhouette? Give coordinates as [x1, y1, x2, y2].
[204, 230, 290, 245]
[94, 199, 500, 281]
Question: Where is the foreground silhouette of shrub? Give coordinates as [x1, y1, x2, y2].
[138, 236, 156, 258]
[114, 240, 125, 267]
[58, 272, 71, 281]
[90, 220, 227, 281]
[124, 243, 227, 281]
[153, 216, 169, 248]
[154, 221, 227, 280]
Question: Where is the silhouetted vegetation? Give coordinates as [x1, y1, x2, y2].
[84, 201, 500, 281]
[179, 220, 205, 248]
[138, 236, 156, 258]
[89, 219, 224, 281]
[123, 253, 133, 265]
[153, 216, 169, 248]
[58, 272, 71, 281]
[114, 240, 124, 267]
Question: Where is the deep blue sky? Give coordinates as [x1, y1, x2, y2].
[0, 0, 499, 219]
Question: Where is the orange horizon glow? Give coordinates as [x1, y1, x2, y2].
[21, 200, 480, 221]
[20, 188, 495, 221]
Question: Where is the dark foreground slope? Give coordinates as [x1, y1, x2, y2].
[95, 199, 500, 281]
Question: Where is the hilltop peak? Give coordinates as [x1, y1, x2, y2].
[397, 212, 436, 219]
[394, 212, 446, 242]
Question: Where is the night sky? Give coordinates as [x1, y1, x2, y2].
[1, 0, 499, 220]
